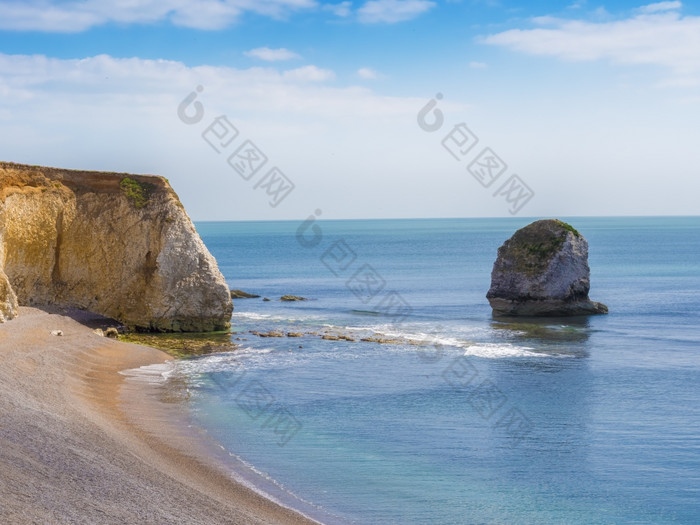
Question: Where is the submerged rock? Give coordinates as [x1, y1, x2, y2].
[280, 295, 307, 302]
[0, 162, 233, 331]
[251, 330, 285, 338]
[486, 219, 608, 316]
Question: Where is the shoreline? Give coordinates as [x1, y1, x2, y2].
[0, 307, 318, 524]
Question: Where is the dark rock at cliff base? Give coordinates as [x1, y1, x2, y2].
[486, 219, 608, 317]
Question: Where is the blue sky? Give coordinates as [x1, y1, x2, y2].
[1, 0, 698, 220]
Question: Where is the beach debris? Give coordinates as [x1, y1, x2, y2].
[487, 219, 608, 316]
[50, 330, 63, 336]
[93, 328, 105, 337]
[230, 289, 261, 299]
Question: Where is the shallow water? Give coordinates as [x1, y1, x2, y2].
[170, 217, 700, 524]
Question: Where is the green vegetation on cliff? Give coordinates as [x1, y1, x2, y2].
[120, 177, 154, 208]
[557, 220, 580, 238]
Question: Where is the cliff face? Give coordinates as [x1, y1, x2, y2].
[0, 162, 233, 331]
[486, 219, 608, 316]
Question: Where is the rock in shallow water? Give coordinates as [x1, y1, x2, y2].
[280, 295, 307, 302]
[230, 289, 260, 299]
[486, 219, 608, 317]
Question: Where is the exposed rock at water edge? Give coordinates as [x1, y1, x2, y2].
[486, 219, 608, 316]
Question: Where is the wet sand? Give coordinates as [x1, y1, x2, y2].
[0, 307, 317, 524]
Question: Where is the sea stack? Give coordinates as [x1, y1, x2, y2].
[486, 219, 608, 317]
[0, 162, 233, 331]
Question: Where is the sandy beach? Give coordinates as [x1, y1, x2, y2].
[0, 307, 317, 525]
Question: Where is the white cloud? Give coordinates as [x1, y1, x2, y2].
[0, 2, 101, 32]
[637, 1, 682, 14]
[481, 5, 700, 82]
[282, 65, 336, 82]
[0, 0, 317, 32]
[0, 52, 423, 123]
[0, 51, 460, 221]
[468, 61, 487, 68]
[1, 51, 697, 220]
[357, 67, 380, 79]
[358, 0, 435, 24]
[245, 47, 301, 61]
[168, 1, 241, 30]
[323, 1, 352, 17]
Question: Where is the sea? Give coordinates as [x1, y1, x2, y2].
[143, 217, 700, 524]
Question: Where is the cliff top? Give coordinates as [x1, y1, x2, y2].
[0, 161, 172, 202]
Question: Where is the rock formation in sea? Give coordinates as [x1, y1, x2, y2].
[0, 162, 233, 331]
[486, 219, 608, 316]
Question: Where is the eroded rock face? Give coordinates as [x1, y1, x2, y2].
[0, 162, 233, 331]
[0, 267, 18, 322]
[486, 219, 608, 316]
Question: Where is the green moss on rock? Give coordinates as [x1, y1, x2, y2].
[118, 331, 237, 358]
[499, 219, 578, 276]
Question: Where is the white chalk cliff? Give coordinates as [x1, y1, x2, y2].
[0, 162, 232, 331]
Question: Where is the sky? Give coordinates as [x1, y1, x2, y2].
[0, 0, 698, 221]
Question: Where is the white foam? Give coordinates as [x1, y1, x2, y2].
[232, 311, 323, 324]
[350, 324, 482, 349]
[120, 362, 175, 384]
[171, 347, 281, 378]
[462, 343, 549, 359]
[232, 312, 277, 321]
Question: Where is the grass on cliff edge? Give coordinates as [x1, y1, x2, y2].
[558, 220, 581, 238]
[120, 177, 155, 208]
[119, 331, 237, 359]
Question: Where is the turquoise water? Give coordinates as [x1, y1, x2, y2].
[174, 217, 700, 524]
